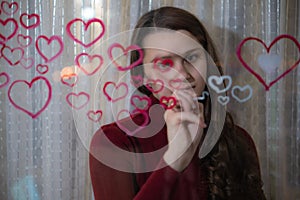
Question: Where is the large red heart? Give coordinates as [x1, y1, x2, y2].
[237, 34, 300, 91]
[8, 76, 52, 119]
[35, 35, 64, 63]
[108, 43, 143, 71]
[75, 53, 103, 75]
[0, 18, 18, 41]
[103, 81, 128, 102]
[66, 18, 105, 48]
[20, 13, 40, 29]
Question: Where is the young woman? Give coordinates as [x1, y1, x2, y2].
[90, 6, 266, 200]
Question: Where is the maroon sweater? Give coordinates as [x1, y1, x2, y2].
[89, 97, 264, 200]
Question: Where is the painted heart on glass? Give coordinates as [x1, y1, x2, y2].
[0, 18, 18, 41]
[20, 57, 34, 69]
[130, 95, 151, 111]
[231, 85, 253, 103]
[35, 35, 64, 63]
[103, 81, 128, 102]
[1, 45, 24, 66]
[160, 96, 177, 110]
[108, 43, 143, 71]
[17, 34, 33, 47]
[1, 1, 19, 15]
[8, 76, 52, 119]
[61, 73, 78, 87]
[20, 13, 40, 29]
[66, 92, 90, 110]
[237, 34, 300, 91]
[217, 95, 229, 106]
[66, 18, 105, 48]
[145, 79, 164, 93]
[208, 75, 232, 94]
[36, 64, 49, 75]
[75, 53, 103, 75]
[87, 110, 103, 122]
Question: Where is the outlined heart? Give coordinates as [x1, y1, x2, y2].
[145, 79, 164, 93]
[116, 109, 149, 136]
[1, 45, 24, 66]
[231, 85, 253, 103]
[75, 53, 103, 75]
[103, 81, 128, 102]
[35, 35, 64, 63]
[66, 92, 90, 110]
[217, 95, 229, 106]
[108, 43, 143, 71]
[130, 95, 151, 111]
[208, 75, 232, 94]
[87, 110, 103, 122]
[20, 13, 40, 29]
[36, 64, 49, 75]
[17, 34, 33, 47]
[8, 76, 52, 119]
[20, 57, 34, 69]
[160, 96, 177, 110]
[66, 18, 105, 48]
[61, 73, 78, 87]
[1, 1, 18, 15]
[237, 34, 300, 91]
[0, 18, 18, 41]
[0, 72, 10, 88]
[153, 58, 174, 72]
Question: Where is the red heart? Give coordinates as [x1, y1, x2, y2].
[87, 110, 103, 122]
[116, 109, 149, 136]
[17, 34, 33, 47]
[103, 81, 128, 102]
[1, 45, 24, 66]
[66, 18, 105, 48]
[20, 57, 34, 69]
[66, 92, 90, 110]
[20, 13, 40, 29]
[0, 72, 10, 88]
[36, 64, 49, 75]
[75, 53, 103, 75]
[108, 43, 143, 71]
[35, 35, 64, 63]
[130, 95, 151, 111]
[61, 73, 78, 87]
[0, 18, 18, 41]
[8, 76, 52, 119]
[159, 96, 177, 110]
[1, 1, 18, 15]
[237, 34, 300, 91]
[153, 58, 173, 72]
[145, 79, 164, 93]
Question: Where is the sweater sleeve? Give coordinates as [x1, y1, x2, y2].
[89, 124, 181, 200]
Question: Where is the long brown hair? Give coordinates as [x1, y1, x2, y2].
[130, 6, 265, 200]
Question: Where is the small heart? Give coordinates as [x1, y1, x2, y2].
[168, 78, 182, 90]
[145, 79, 164, 93]
[208, 75, 232, 94]
[20, 57, 34, 69]
[257, 53, 281, 74]
[36, 64, 49, 75]
[217, 95, 229, 106]
[19, 13, 40, 29]
[1, 1, 19, 15]
[66, 92, 90, 110]
[130, 95, 151, 111]
[35, 35, 64, 63]
[160, 96, 177, 109]
[87, 110, 103, 122]
[75, 53, 103, 75]
[103, 81, 128, 102]
[1, 45, 24, 66]
[61, 73, 78, 87]
[17, 34, 32, 47]
[0, 18, 18, 42]
[231, 85, 252, 103]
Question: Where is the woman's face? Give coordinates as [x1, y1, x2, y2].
[141, 30, 207, 100]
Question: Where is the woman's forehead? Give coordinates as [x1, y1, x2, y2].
[141, 30, 202, 56]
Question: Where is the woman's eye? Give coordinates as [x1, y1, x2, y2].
[154, 59, 173, 71]
[185, 53, 199, 63]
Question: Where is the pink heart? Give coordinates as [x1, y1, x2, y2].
[237, 34, 300, 91]
[66, 18, 105, 48]
[0, 18, 18, 41]
[35, 35, 64, 63]
[17, 34, 33, 47]
[20, 57, 34, 69]
[8, 76, 52, 119]
[0, 72, 10, 88]
[1, 1, 18, 15]
[87, 110, 103, 122]
[159, 96, 177, 110]
[20, 13, 40, 29]
[108, 43, 143, 71]
[75, 53, 103, 75]
[1, 45, 24, 66]
[168, 78, 183, 90]
[103, 81, 128, 102]
[130, 95, 151, 111]
[36, 64, 49, 75]
[66, 92, 90, 110]
[61, 73, 78, 87]
[116, 109, 149, 136]
[145, 79, 164, 93]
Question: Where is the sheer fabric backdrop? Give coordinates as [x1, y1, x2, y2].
[0, 0, 299, 199]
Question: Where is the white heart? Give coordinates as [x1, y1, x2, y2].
[208, 75, 232, 94]
[257, 53, 281, 74]
[231, 85, 253, 103]
[217, 95, 230, 105]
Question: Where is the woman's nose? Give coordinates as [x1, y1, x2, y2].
[172, 60, 192, 81]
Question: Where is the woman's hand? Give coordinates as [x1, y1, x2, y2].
[163, 90, 206, 172]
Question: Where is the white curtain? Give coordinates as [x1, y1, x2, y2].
[0, 0, 299, 199]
